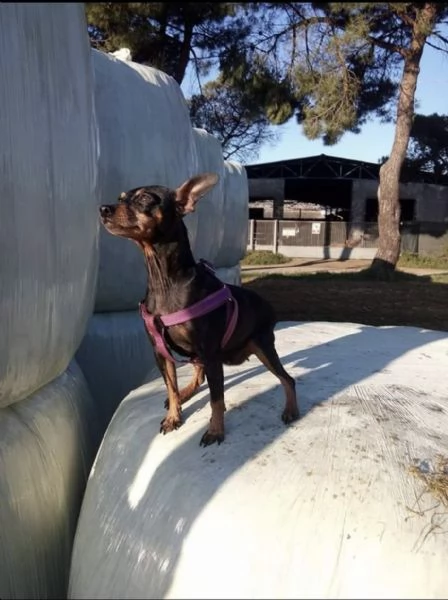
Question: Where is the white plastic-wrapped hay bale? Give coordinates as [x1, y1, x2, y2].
[190, 129, 225, 263]
[214, 161, 249, 269]
[92, 51, 199, 312]
[69, 322, 448, 600]
[0, 2, 99, 407]
[215, 265, 242, 286]
[76, 311, 157, 431]
[0, 361, 100, 600]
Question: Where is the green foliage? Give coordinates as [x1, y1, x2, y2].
[379, 113, 448, 182]
[406, 114, 448, 181]
[189, 78, 279, 162]
[219, 47, 297, 126]
[241, 250, 290, 266]
[230, 3, 447, 146]
[270, 3, 415, 143]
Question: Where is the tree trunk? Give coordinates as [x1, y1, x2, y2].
[369, 3, 438, 279]
[173, 20, 194, 84]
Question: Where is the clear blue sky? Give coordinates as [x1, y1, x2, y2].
[182, 29, 448, 167]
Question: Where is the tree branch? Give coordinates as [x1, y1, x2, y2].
[368, 35, 408, 57]
[425, 40, 448, 53]
[190, 47, 204, 95]
[432, 30, 448, 46]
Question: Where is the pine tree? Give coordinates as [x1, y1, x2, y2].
[406, 113, 448, 182]
[238, 2, 448, 277]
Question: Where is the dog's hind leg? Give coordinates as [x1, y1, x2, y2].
[249, 329, 300, 423]
[200, 359, 225, 447]
[164, 362, 205, 409]
[156, 354, 183, 434]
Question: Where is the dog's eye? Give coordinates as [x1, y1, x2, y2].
[133, 198, 148, 213]
[134, 194, 161, 215]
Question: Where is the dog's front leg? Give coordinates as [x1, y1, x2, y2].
[158, 356, 183, 434]
[200, 359, 225, 447]
[163, 362, 205, 409]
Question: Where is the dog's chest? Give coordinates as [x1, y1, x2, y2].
[164, 322, 196, 356]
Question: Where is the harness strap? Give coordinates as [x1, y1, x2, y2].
[139, 264, 238, 364]
[139, 307, 181, 364]
[222, 294, 239, 347]
[160, 286, 233, 327]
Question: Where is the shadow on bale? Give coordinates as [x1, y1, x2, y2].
[69, 322, 448, 599]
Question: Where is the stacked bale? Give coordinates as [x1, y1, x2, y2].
[90, 50, 200, 311]
[76, 51, 201, 431]
[214, 161, 249, 285]
[191, 130, 248, 286]
[190, 128, 225, 263]
[0, 3, 100, 598]
[0, 363, 100, 600]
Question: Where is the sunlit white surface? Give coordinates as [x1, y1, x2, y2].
[70, 321, 448, 600]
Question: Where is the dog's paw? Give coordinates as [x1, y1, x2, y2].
[281, 408, 300, 424]
[160, 415, 182, 434]
[199, 429, 225, 447]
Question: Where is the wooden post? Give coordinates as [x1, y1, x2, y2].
[273, 219, 279, 254]
[249, 219, 255, 250]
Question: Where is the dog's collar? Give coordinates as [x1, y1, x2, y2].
[139, 261, 238, 364]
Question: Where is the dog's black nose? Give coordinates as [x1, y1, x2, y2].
[99, 205, 113, 218]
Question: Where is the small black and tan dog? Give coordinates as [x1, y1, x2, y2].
[99, 173, 299, 446]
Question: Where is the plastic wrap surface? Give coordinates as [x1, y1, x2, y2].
[0, 3, 99, 408]
[92, 51, 199, 312]
[214, 161, 249, 268]
[69, 322, 448, 600]
[0, 360, 100, 600]
[215, 265, 241, 286]
[76, 311, 157, 431]
[190, 129, 225, 263]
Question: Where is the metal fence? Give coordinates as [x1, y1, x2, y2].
[247, 219, 447, 256]
[248, 220, 379, 250]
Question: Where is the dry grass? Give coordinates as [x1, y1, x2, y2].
[409, 456, 448, 508]
[398, 251, 448, 271]
[243, 271, 448, 332]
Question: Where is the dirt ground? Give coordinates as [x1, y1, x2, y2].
[243, 260, 448, 332]
[241, 257, 448, 277]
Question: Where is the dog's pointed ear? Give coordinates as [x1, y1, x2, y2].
[175, 173, 218, 215]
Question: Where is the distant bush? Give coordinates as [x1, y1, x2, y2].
[241, 250, 290, 266]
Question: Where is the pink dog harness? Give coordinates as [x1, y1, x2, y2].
[139, 262, 239, 364]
